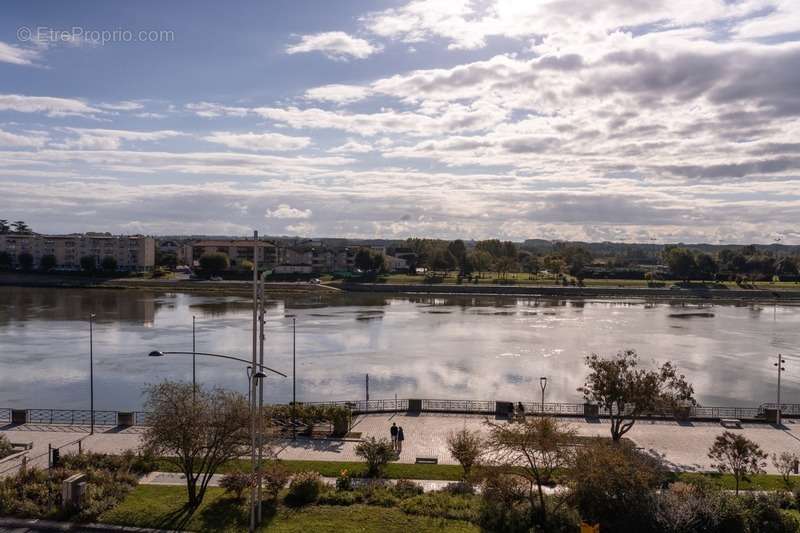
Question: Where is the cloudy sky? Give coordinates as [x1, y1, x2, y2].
[1, 0, 799, 243]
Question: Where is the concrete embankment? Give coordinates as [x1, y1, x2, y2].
[341, 282, 800, 301]
[0, 273, 337, 296]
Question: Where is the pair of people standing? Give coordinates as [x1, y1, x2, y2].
[390, 422, 405, 453]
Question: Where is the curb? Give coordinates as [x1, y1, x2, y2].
[0, 517, 177, 532]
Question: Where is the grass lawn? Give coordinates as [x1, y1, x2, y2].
[155, 458, 464, 481]
[100, 485, 478, 532]
[677, 472, 796, 491]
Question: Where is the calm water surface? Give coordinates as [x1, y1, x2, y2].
[1, 287, 798, 410]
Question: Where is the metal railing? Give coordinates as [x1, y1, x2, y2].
[3, 401, 800, 427]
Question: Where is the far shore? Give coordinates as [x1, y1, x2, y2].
[2, 272, 799, 302]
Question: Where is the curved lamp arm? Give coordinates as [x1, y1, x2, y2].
[148, 350, 287, 377]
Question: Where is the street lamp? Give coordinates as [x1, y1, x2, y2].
[147, 350, 286, 378]
[539, 377, 548, 413]
[774, 354, 786, 426]
[89, 313, 96, 435]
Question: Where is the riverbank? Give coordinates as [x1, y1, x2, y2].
[0, 272, 337, 296]
[340, 281, 800, 302]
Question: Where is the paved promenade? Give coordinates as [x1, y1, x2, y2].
[3, 413, 800, 475]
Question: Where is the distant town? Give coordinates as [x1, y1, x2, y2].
[1, 220, 798, 284]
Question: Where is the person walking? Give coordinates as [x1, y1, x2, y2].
[397, 426, 405, 454]
[390, 422, 398, 451]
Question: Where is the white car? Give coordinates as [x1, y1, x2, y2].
[210, 276, 223, 281]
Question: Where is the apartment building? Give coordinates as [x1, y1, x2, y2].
[0, 233, 156, 271]
[187, 239, 282, 269]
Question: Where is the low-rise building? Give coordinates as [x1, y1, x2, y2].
[187, 239, 282, 269]
[0, 233, 155, 271]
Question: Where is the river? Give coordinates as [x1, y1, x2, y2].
[0, 287, 798, 410]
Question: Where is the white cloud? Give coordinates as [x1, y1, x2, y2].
[328, 139, 374, 154]
[0, 94, 101, 117]
[734, 0, 800, 39]
[204, 131, 311, 152]
[265, 204, 312, 219]
[98, 101, 145, 111]
[286, 31, 382, 60]
[304, 84, 371, 104]
[55, 128, 184, 150]
[0, 41, 41, 66]
[0, 129, 48, 148]
[285, 222, 315, 235]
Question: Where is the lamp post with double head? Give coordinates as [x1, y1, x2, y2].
[539, 376, 548, 414]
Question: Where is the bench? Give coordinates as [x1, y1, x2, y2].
[720, 418, 742, 428]
[415, 457, 438, 465]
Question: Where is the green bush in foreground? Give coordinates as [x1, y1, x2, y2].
[286, 471, 323, 506]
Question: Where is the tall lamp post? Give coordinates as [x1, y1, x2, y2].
[89, 313, 96, 435]
[192, 315, 196, 397]
[539, 376, 548, 413]
[147, 349, 286, 533]
[775, 353, 786, 426]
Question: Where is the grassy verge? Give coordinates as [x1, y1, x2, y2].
[677, 472, 796, 491]
[100, 485, 478, 532]
[155, 458, 464, 481]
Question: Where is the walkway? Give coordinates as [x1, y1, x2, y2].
[3, 413, 800, 475]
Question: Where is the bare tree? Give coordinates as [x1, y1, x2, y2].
[708, 431, 767, 495]
[578, 350, 694, 441]
[484, 417, 575, 526]
[141, 381, 250, 507]
[773, 451, 799, 488]
[446, 428, 484, 480]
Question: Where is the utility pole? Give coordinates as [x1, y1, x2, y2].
[775, 353, 786, 426]
[192, 315, 196, 399]
[89, 314, 96, 435]
[366, 374, 370, 404]
[256, 278, 265, 524]
[249, 230, 258, 533]
[292, 316, 296, 441]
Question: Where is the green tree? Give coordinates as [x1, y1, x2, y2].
[141, 381, 250, 507]
[80, 255, 96, 272]
[446, 428, 484, 480]
[101, 256, 118, 272]
[11, 220, 30, 234]
[571, 440, 665, 531]
[521, 253, 540, 279]
[156, 251, 178, 270]
[494, 256, 518, 279]
[17, 252, 33, 271]
[664, 247, 696, 282]
[0, 219, 9, 234]
[354, 248, 373, 272]
[40, 254, 57, 272]
[470, 250, 493, 277]
[708, 431, 767, 495]
[578, 350, 695, 441]
[354, 437, 395, 478]
[447, 240, 468, 274]
[695, 253, 718, 280]
[198, 252, 229, 275]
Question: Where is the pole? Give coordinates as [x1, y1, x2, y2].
[192, 315, 196, 399]
[249, 230, 258, 533]
[776, 353, 785, 426]
[366, 373, 369, 404]
[292, 317, 296, 441]
[256, 278, 265, 524]
[89, 314, 95, 435]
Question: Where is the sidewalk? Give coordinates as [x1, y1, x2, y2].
[3, 413, 800, 475]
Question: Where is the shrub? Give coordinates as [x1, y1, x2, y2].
[446, 428, 483, 479]
[0, 435, 13, 460]
[444, 481, 476, 495]
[261, 461, 290, 500]
[318, 488, 360, 506]
[773, 451, 799, 488]
[400, 491, 480, 523]
[354, 437, 394, 478]
[336, 469, 352, 491]
[361, 485, 398, 507]
[285, 471, 322, 506]
[392, 479, 423, 498]
[219, 471, 253, 500]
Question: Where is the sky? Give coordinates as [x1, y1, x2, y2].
[0, 0, 799, 243]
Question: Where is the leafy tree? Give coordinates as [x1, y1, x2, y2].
[101, 256, 118, 272]
[664, 247, 696, 282]
[198, 252, 229, 275]
[494, 256, 518, 279]
[429, 249, 455, 274]
[708, 431, 767, 495]
[446, 428, 484, 480]
[354, 248, 385, 273]
[475, 239, 503, 258]
[11, 220, 30, 234]
[17, 252, 33, 271]
[485, 417, 576, 526]
[447, 240, 468, 273]
[40, 254, 57, 272]
[695, 253, 718, 280]
[470, 250, 493, 276]
[570, 440, 665, 531]
[521, 253, 540, 279]
[354, 437, 394, 478]
[0, 219, 9, 234]
[80, 255, 97, 272]
[239, 259, 254, 272]
[156, 251, 177, 270]
[578, 350, 695, 441]
[0, 251, 11, 270]
[141, 381, 250, 507]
